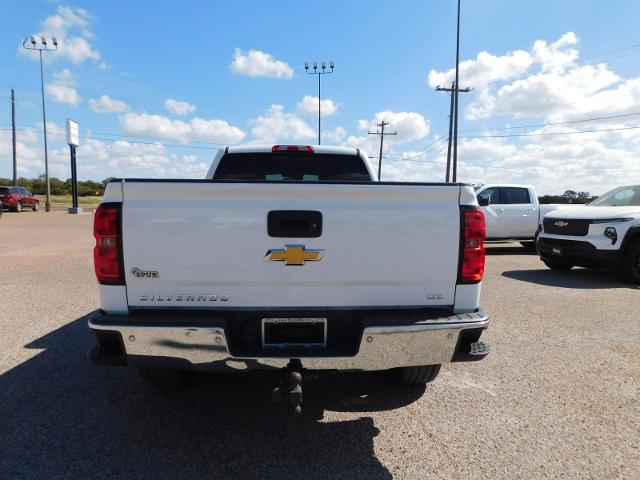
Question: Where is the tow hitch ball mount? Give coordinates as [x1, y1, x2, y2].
[271, 360, 303, 414]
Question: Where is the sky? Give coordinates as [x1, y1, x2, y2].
[1, 0, 640, 195]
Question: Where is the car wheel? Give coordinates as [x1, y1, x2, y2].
[542, 258, 574, 271]
[32, 202, 39, 212]
[394, 364, 441, 385]
[138, 367, 185, 389]
[14, 201, 22, 213]
[620, 241, 640, 284]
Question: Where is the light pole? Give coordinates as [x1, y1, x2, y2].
[304, 61, 334, 145]
[23, 35, 58, 212]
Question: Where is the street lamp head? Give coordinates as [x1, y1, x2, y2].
[329, 60, 334, 70]
[321, 61, 326, 70]
[30, 35, 37, 45]
[313, 62, 317, 70]
[52, 37, 58, 47]
[41, 36, 47, 46]
[304, 62, 309, 71]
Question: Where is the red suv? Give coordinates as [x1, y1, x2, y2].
[0, 186, 40, 212]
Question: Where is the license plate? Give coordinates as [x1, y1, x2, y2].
[262, 318, 327, 348]
[552, 247, 562, 256]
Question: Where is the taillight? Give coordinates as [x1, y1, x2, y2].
[272, 145, 314, 152]
[459, 207, 486, 283]
[93, 203, 124, 285]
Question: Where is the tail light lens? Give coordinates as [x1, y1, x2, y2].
[460, 207, 486, 283]
[272, 145, 314, 152]
[93, 203, 124, 285]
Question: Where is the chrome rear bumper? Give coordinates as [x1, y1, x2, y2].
[88, 309, 490, 371]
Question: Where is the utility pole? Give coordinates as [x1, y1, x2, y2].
[452, 0, 463, 182]
[368, 120, 397, 181]
[11, 88, 17, 186]
[304, 61, 334, 145]
[436, 82, 470, 182]
[22, 35, 58, 212]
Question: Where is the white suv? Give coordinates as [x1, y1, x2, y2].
[537, 185, 640, 284]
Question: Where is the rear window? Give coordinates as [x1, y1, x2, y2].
[0, 187, 10, 194]
[213, 152, 371, 181]
[502, 187, 531, 204]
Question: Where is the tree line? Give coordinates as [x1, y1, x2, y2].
[0, 175, 113, 196]
[538, 190, 597, 204]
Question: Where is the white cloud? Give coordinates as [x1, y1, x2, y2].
[357, 110, 430, 143]
[229, 48, 294, 79]
[89, 95, 131, 113]
[53, 68, 74, 82]
[248, 105, 316, 143]
[45, 83, 81, 106]
[21, 6, 101, 64]
[164, 99, 197, 116]
[323, 126, 347, 143]
[296, 95, 339, 117]
[429, 32, 632, 122]
[428, 49, 533, 88]
[120, 113, 246, 145]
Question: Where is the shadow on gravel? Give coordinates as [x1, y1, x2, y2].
[485, 244, 537, 256]
[502, 268, 636, 290]
[0, 313, 427, 480]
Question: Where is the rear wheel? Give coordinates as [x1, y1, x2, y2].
[395, 364, 441, 385]
[14, 201, 22, 213]
[542, 258, 573, 271]
[620, 241, 640, 284]
[32, 202, 39, 212]
[138, 367, 185, 389]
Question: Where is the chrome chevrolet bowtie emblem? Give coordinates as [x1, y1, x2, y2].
[554, 221, 569, 227]
[265, 245, 324, 266]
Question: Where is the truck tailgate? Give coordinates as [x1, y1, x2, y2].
[121, 182, 461, 308]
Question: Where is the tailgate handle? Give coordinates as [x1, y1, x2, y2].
[268, 210, 322, 238]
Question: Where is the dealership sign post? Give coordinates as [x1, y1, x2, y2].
[66, 119, 82, 214]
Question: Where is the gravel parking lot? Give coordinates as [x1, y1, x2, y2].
[1, 212, 638, 480]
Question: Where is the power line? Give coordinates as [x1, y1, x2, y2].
[462, 124, 640, 139]
[459, 111, 640, 133]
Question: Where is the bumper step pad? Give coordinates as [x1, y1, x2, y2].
[469, 341, 491, 357]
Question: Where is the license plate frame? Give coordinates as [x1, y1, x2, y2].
[261, 318, 327, 348]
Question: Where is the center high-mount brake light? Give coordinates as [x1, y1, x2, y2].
[93, 203, 124, 285]
[272, 145, 314, 153]
[460, 207, 486, 283]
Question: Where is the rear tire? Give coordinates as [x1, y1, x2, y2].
[14, 202, 22, 213]
[33, 202, 39, 212]
[542, 258, 573, 271]
[620, 241, 640, 284]
[138, 367, 184, 389]
[395, 364, 441, 385]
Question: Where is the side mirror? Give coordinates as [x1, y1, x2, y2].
[478, 195, 490, 207]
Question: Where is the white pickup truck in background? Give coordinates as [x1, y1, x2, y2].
[475, 184, 573, 247]
[88, 144, 491, 413]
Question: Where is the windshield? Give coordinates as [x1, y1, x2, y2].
[213, 152, 371, 181]
[588, 186, 640, 206]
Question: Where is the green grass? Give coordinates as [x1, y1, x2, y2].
[48, 194, 103, 207]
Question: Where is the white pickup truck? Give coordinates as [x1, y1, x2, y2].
[89, 144, 490, 412]
[475, 184, 571, 246]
